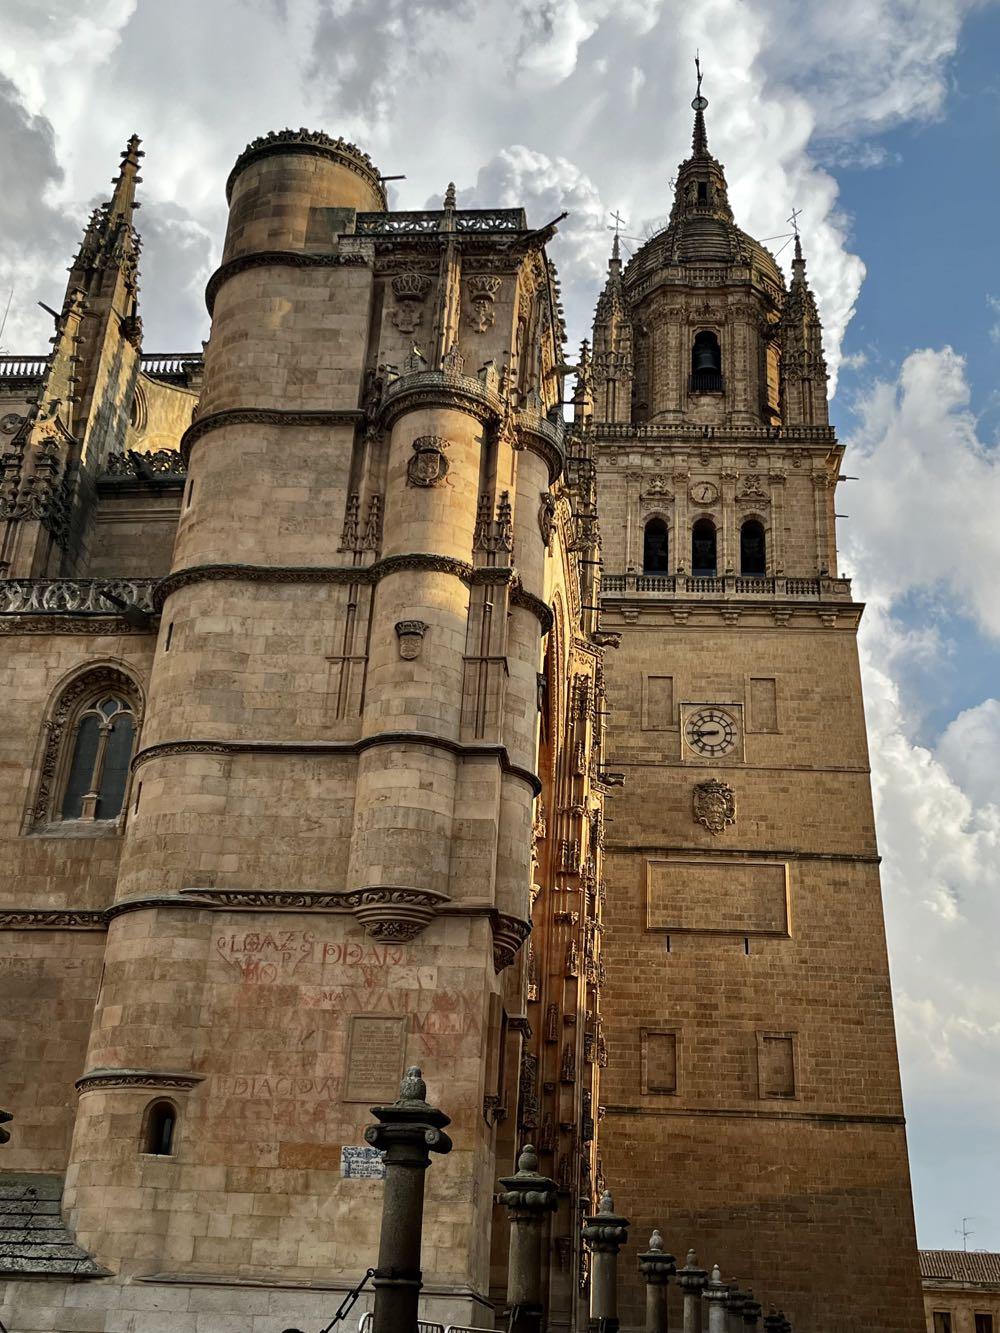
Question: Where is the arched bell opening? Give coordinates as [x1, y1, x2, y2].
[692, 517, 717, 577]
[691, 330, 723, 394]
[740, 519, 767, 577]
[642, 517, 670, 574]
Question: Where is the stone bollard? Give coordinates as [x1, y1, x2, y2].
[703, 1263, 729, 1333]
[582, 1189, 630, 1333]
[677, 1250, 709, 1333]
[365, 1067, 453, 1333]
[638, 1228, 676, 1333]
[497, 1143, 557, 1333]
[740, 1293, 762, 1328]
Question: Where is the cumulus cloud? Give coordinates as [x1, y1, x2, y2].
[0, 0, 981, 362]
[843, 347, 1000, 1242]
[844, 347, 1000, 636]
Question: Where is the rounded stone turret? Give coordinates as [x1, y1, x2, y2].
[222, 128, 385, 262]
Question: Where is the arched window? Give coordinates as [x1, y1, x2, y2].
[691, 330, 723, 393]
[692, 517, 717, 577]
[643, 518, 670, 573]
[740, 519, 767, 576]
[142, 1100, 176, 1156]
[29, 667, 142, 829]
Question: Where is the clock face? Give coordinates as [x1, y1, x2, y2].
[689, 480, 719, 506]
[684, 706, 739, 757]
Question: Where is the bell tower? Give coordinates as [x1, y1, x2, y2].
[589, 80, 926, 1332]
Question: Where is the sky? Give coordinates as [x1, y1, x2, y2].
[1, 0, 999, 1254]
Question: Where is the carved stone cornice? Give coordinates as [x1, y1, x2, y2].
[380, 367, 505, 429]
[154, 556, 553, 632]
[204, 251, 360, 316]
[0, 615, 155, 636]
[0, 909, 106, 930]
[131, 730, 543, 796]
[75, 1068, 205, 1094]
[181, 406, 365, 464]
[226, 129, 387, 206]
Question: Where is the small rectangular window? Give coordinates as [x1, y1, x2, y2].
[975, 1315, 993, 1333]
[185, 478, 194, 509]
[642, 675, 674, 730]
[758, 1033, 796, 1098]
[164, 621, 174, 652]
[641, 1029, 678, 1094]
[933, 1314, 953, 1333]
[750, 677, 778, 732]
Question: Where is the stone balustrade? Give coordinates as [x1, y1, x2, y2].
[0, 579, 159, 616]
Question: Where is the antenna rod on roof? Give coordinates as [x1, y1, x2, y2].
[0, 288, 12, 348]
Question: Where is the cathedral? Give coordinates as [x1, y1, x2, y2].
[0, 88, 926, 1333]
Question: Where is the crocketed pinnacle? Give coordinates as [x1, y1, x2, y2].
[107, 134, 144, 223]
[692, 103, 709, 157]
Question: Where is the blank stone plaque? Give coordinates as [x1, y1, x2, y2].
[344, 1015, 407, 1102]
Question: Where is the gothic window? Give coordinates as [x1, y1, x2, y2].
[697, 181, 708, 204]
[28, 666, 142, 830]
[642, 518, 670, 573]
[740, 519, 767, 576]
[691, 517, 717, 577]
[691, 330, 723, 393]
[141, 1100, 177, 1156]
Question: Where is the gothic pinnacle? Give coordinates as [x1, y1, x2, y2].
[108, 133, 144, 221]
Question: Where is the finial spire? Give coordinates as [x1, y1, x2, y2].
[691, 53, 709, 156]
[108, 134, 144, 223]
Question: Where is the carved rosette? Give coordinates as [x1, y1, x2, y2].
[394, 619, 428, 660]
[491, 911, 532, 972]
[350, 887, 450, 941]
[467, 274, 502, 333]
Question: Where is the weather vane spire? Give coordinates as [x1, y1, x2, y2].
[691, 51, 709, 155]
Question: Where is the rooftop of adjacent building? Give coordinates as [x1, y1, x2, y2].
[921, 1250, 1000, 1287]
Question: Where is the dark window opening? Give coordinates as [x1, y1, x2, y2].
[697, 181, 708, 203]
[691, 330, 723, 392]
[975, 1316, 994, 1333]
[143, 1100, 176, 1156]
[691, 517, 717, 577]
[933, 1314, 953, 1333]
[740, 519, 767, 576]
[643, 518, 670, 573]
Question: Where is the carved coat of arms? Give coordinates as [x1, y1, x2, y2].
[406, 435, 449, 488]
[693, 779, 736, 834]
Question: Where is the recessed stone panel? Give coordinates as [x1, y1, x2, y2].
[343, 1014, 408, 1103]
[645, 857, 789, 935]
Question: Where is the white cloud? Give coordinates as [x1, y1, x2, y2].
[844, 346, 1000, 636]
[844, 348, 1000, 1241]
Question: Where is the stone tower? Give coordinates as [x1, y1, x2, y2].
[584, 92, 926, 1330]
[0, 133, 610, 1329]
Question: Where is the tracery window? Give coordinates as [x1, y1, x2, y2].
[28, 666, 142, 830]
[740, 519, 767, 576]
[643, 517, 670, 573]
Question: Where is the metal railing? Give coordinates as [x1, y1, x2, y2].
[356, 1317, 446, 1333]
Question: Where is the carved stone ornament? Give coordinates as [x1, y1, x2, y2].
[467, 274, 502, 333]
[1, 413, 25, 435]
[693, 779, 736, 835]
[491, 911, 532, 972]
[538, 491, 556, 548]
[349, 886, 450, 940]
[390, 271, 432, 334]
[394, 619, 428, 660]
[406, 435, 450, 487]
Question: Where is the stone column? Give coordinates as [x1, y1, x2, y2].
[365, 1067, 453, 1333]
[497, 1143, 557, 1333]
[638, 1228, 676, 1332]
[703, 1263, 729, 1333]
[582, 1189, 630, 1333]
[677, 1249, 708, 1333]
